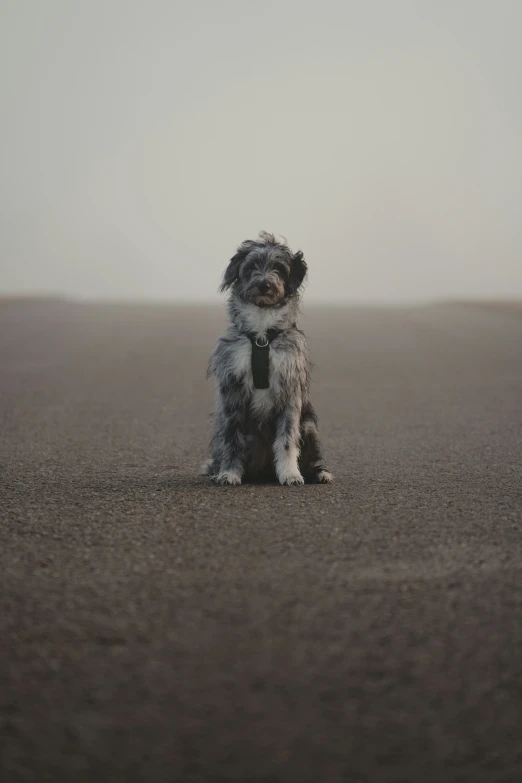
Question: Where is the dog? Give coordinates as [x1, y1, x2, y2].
[202, 232, 333, 487]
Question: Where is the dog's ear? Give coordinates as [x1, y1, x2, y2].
[219, 241, 254, 292]
[287, 250, 308, 295]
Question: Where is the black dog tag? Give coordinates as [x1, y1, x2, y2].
[251, 336, 270, 389]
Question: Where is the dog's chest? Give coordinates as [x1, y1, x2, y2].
[229, 335, 301, 403]
[239, 303, 289, 335]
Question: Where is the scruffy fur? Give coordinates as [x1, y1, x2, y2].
[203, 232, 332, 487]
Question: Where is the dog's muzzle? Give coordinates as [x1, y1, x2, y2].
[248, 280, 279, 307]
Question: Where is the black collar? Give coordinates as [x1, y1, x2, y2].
[244, 326, 281, 346]
[239, 320, 297, 344]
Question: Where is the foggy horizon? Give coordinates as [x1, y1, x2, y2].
[2, 0, 522, 303]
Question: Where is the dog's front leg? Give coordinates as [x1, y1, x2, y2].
[215, 381, 247, 486]
[299, 402, 333, 483]
[274, 401, 304, 486]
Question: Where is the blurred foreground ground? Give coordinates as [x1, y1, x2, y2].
[1, 300, 522, 782]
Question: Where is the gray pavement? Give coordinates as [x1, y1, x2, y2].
[1, 300, 522, 782]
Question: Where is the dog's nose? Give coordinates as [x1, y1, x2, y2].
[257, 281, 270, 293]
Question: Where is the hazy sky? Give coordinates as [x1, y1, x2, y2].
[1, 0, 521, 301]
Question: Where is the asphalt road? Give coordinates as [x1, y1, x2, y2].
[1, 300, 522, 783]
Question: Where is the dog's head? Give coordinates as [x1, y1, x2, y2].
[220, 232, 308, 307]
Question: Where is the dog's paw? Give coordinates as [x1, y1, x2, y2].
[201, 459, 216, 477]
[316, 470, 334, 484]
[215, 471, 242, 486]
[278, 471, 305, 486]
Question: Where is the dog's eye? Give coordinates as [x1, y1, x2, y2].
[240, 261, 254, 278]
[273, 262, 288, 278]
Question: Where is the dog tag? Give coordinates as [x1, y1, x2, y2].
[251, 336, 270, 389]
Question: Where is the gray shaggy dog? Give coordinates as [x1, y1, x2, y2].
[202, 232, 333, 486]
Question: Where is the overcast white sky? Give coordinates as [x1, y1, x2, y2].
[1, 0, 521, 301]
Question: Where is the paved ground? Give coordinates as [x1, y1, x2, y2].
[1, 300, 522, 783]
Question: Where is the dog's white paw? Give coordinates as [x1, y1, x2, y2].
[316, 470, 333, 484]
[279, 471, 305, 486]
[201, 459, 216, 476]
[215, 471, 242, 486]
